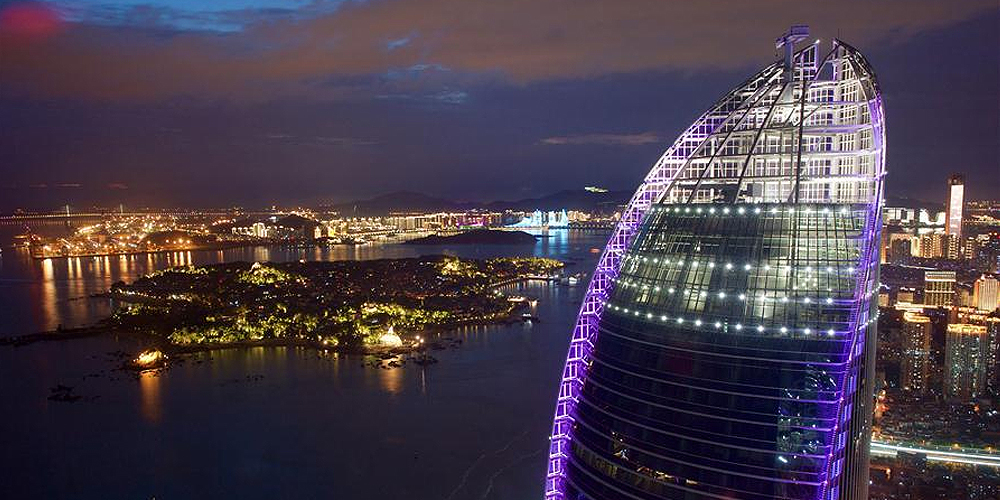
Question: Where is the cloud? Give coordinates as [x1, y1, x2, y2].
[263, 133, 377, 147]
[0, 0, 994, 101]
[541, 131, 663, 146]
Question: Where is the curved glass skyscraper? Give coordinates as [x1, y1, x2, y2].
[545, 28, 885, 500]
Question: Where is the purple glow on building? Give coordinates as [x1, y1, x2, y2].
[544, 35, 886, 500]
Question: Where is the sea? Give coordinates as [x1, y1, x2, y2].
[0, 227, 610, 499]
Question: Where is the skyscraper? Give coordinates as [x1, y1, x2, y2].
[987, 315, 1000, 396]
[944, 323, 990, 400]
[900, 312, 931, 395]
[947, 174, 965, 242]
[545, 27, 885, 500]
[924, 271, 956, 307]
[974, 274, 999, 312]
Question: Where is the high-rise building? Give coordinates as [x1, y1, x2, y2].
[986, 315, 1000, 396]
[545, 27, 885, 500]
[900, 312, 931, 394]
[947, 174, 965, 242]
[924, 270, 956, 307]
[944, 323, 990, 400]
[915, 232, 958, 259]
[974, 274, 999, 312]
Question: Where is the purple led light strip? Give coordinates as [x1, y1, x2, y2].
[813, 49, 887, 500]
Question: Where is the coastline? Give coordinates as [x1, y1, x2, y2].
[25, 240, 322, 261]
[0, 300, 533, 357]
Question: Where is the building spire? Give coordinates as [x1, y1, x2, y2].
[776, 25, 809, 80]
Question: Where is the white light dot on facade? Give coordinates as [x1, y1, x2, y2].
[804, 328, 812, 335]
[726, 263, 734, 270]
[827, 329, 835, 336]
[735, 324, 743, 331]
[718, 292, 726, 299]
[668, 288, 675, 294]
[780, 327, 788, 334]
[695, 320, 702, 327]
[738, 294, 746, 301]
[757, 325, 765, 332]
[744, 264, 752, 271]
[677, 317, 684, 324]
[826, 298, 834, 304]
[714, 322, 722, 329]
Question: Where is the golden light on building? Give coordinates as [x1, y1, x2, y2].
[133, 349, 167, 369]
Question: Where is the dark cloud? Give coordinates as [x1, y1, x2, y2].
[0, 0, 993, 101]
[0, 2, 995, 211]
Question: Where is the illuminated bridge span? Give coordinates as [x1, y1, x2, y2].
[544, 26, 885, 500]
[870, 440, 1000, 468]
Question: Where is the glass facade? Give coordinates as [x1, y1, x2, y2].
[545, 30, 885, 500]
[562, 204, 878, 499]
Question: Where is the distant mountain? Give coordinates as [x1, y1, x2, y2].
[275, 214, 320, 230]
[327, 191, 468, 215]
[486, 189, 631, 212]
[326, 189, 630, 215]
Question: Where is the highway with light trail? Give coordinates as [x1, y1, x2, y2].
[871, 439, 1000, 467]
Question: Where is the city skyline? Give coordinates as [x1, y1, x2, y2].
[1, 3, 999, 500]
[1, 1, 998, 211]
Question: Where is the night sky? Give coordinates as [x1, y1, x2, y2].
[1, 0, 997, 211]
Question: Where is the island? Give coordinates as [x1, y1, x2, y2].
[100, 256, 562, 356]
[403, 229, 538, 245]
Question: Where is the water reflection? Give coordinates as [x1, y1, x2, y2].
[41, 258, 56, 328]
[379, 363, 403, 394]
[138, 370, 162, 424]
[3, 231, 610, 338]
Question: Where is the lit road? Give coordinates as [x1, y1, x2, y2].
[871, 439, 1000, 467]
